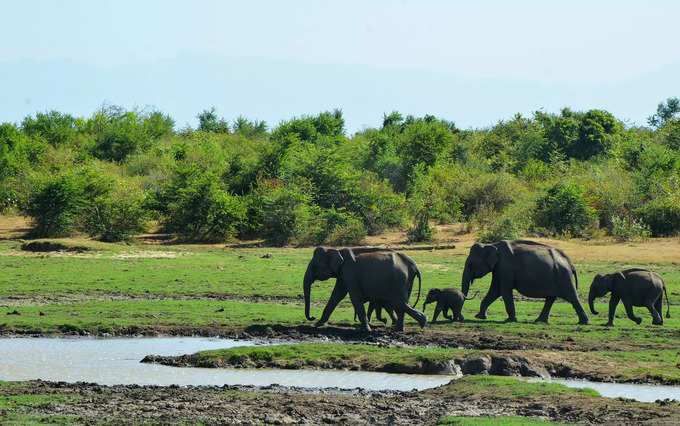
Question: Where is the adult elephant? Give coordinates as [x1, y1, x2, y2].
[461, 240, 589, 324]
[303, 246, 426, 331]
[588, 268, 671, 326]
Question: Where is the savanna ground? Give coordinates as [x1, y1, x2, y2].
[1, 216, 680, 424]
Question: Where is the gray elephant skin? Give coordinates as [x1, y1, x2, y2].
[354, 301, 397, 325]
[461, 240, 589, 324]
[303, 246, 426, 331]
[588, 268, 671, 326]
[423, 288, 475, 322]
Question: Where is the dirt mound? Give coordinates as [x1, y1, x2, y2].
[20, 241, 89, 253]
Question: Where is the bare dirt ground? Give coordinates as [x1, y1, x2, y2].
[4, 380, 679, 425]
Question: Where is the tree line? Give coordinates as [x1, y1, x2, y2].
[1, 99, 679, 245]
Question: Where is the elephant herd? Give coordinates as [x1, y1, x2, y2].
[302, 240, 671, 331]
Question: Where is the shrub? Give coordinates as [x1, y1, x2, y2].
[22, 169, 111, 237]
[197, 107, 230, 133]
[83, 183, 149, 242]
[610, 215, 651, 242]
[325, 216, 367, 246]
[21, 111, 77, 146]
[147, 166, 247, 241]
[635, 198, 680, 237]
[533, 183, 597, 237]
[249, 180, 315, 246]
[478, 217, 520, 243]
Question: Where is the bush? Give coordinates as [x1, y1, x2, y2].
[325, 216, 367, 246]
[249, 180, 315, 246]
[83, 183, 149, 242]
[147, 166, 247, 241]
[533, 183, 597, 237]
[478, 217, 520, 243]
[21, 111, 77, 146]
[610, 215, 651, 242]
[635, 198, 680, 237]
[22, 168, 111, 237]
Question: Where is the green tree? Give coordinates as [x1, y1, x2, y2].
[197, 107, 230, 133]
[648, 97, 680, 128]
[533, 183, 596, 237]
[21, 110, 76, 146]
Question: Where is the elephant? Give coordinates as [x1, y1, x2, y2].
[588, 268, 671, 326]
[423, 288, 476, 323]
[354, 301, 398, 325]
[461, 240, 589, 324]
[303, 246, 426, 332]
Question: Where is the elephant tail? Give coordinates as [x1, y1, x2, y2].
[411, 267, 422, 308]
[664, 283, 671, 318]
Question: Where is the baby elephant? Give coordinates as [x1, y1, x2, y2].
[423, 288, 475, 323]
[588, 268, 671, 326]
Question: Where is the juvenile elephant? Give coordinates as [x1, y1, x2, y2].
[588, 268, 671, 326]
[303, 246, 426, 331]
[422, 288, 476, 322]
[461, 240, 589, 324]
[354, 301, 397, 325]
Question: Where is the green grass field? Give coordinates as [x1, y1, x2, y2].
[1, 236, 679, 381]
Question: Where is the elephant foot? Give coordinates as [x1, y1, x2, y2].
[504, 317, 518, 323]
[475, 312, 487, 320]
[653, 319, 663, 326]
[634, 318, 642, 325]
[577, 318, 589, 325]
[534, 317, 549, 324]
[419, 315, 428, 328]
[379, 319, 387, 324]
[605, 322, 614, 327]
[314, 320, 327, 328]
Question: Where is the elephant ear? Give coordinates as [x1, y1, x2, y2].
[340, 247, 357, 263]
[483, 245, 499, 270]
[329, 250, 345, 276]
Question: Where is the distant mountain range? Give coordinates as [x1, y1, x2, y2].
[1, 54, 679, 132]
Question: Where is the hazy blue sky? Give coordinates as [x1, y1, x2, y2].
[2, 0, 679, 131]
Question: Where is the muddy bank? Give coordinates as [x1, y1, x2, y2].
[2, 379, 679, 425]
[141, 352, 549, 379]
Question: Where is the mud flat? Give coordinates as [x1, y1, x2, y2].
[2, 377, 680, 425]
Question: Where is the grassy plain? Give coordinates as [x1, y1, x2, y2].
[2, 218, 680, 423]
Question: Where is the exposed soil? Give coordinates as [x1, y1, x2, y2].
[20, 241, 89, 253]
[3, 380, 679, 425]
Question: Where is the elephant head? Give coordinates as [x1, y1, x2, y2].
[422, 288, 441, 312]
[462, 243, 499, 296]
[303, 247, 355, 321]
[588, 272, 623, 315]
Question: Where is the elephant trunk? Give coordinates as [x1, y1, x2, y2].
[461, 266, 473, 297]
[588, 289, 599, 315]
[303, 263, 315, 321]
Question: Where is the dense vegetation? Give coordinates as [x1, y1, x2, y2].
[1, 99, 680, 244]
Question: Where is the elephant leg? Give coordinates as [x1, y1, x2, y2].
[457, 311, 465, 321]
[606, 294, 619, 326]
[501, 288, 517, 322]
[374, 306, 388, 324]
[366, 303, 375, 324]
[315, 284, 348, 327]
[442, 305, 454, 320]
[567, 294, 590, 325]
[476, 283, 501, 320]
[623, 300, 642, 325]
[387, 308, 398, 324]
[399, 302, 427, 329]
[535, 296, 556, 323]
[654, 296, 664, 325]
[431, 304, 442, 323]
[394, 310, 406, 332]
[648, 298, 663, 325]
[348, 292, 370, 332]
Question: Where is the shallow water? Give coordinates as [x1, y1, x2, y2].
[529, 378, 680, 402]
[0, 337, 452, 391]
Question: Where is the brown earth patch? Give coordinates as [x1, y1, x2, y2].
[2, 380, 679, 424]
